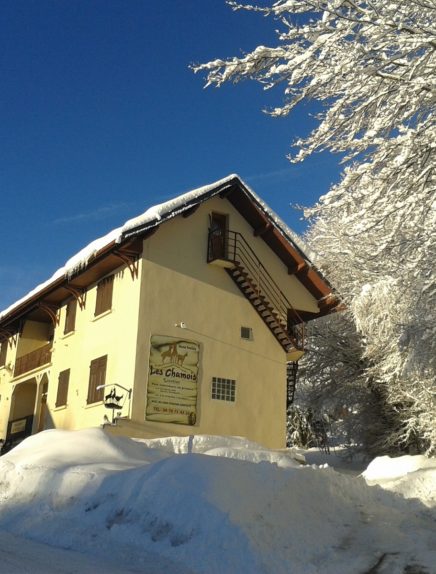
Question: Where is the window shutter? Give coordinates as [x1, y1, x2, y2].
[87, 355, 107, 404]
[64, 299, 77, 335]
[56, 369, 70, 407]
[0, 341, 7, 367]
[95, 276, 114, 316]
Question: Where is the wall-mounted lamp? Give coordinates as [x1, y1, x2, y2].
[175, 322, 187, 329]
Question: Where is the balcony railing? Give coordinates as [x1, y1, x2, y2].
[14, 343, 52, 377]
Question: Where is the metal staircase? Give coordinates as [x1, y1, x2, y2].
[208, 229, 306, 355]
[286, 361, 299, 407]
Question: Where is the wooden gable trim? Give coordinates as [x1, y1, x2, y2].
[182, 205, 200, 218]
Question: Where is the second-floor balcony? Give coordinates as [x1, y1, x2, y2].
[14, 343, 52, 378]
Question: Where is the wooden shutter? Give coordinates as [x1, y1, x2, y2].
[87, 355, 107, 404]
[0, 341, 7, 367]
[64, 299, 77, 334]
[56, 369, 70, 407]
[95, 276, 114, 316]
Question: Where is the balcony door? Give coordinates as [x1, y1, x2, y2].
[210, 212, 228, 260]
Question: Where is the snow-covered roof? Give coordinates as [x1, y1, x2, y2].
[0, 174, 333, 324]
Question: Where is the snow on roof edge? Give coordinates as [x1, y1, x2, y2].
[0, 173, 312, 321]
[120, 174, 238, 238]
[237, 179, 317, 265]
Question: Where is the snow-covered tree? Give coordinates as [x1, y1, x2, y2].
[194, 0, 436, 454]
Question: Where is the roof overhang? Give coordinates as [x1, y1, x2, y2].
[0, 175, 340, 336]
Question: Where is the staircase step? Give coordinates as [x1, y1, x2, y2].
[234, 274, 248, 280]
[276, 334, 290, 342]
[273, 325, 287, 333]
[254, 300, 267, 307]
[226, 259, 304, 355]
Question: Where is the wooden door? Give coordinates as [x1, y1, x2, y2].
[210, 213, 228, 259]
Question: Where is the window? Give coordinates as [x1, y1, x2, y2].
[212, 377, 236, 402]
[56, 369, 70, 407]
[240, 326, 253, 340]
[87, 355, 107, 404]
[95, 276, 114, 316]
[64, 299, 77, 335]
[0, 340, 7, 367]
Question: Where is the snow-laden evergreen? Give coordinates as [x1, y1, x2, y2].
[194, 0, 436, 454]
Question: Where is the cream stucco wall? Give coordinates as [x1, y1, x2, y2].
[46, 267, 142, 432]
[16, 321, 52, 357]
[126, 196, 318, 449]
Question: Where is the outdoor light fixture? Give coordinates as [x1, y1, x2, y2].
[175, 322, 187, 329]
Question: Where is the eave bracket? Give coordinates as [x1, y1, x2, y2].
[113, 249, 140, 279]
[64, 285, 87, 310]
[38, 302, 60, 326]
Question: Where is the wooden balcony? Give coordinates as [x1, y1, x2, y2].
[14, 343, 52, 377]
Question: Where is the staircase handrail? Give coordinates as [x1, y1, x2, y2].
[209, 229, 305, 349]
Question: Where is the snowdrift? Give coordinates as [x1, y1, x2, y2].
[0, 429, 434, 574]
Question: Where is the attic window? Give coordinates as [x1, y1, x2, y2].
[212, 377, 236, 402]
[241, 326, 253, 340]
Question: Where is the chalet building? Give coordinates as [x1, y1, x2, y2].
[0, 175, 339, 451]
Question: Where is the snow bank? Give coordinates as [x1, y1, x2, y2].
[363, 454, 436, 507]
[0, 429, 435, 574]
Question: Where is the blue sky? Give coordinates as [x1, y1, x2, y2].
[0, 1, 341, 311]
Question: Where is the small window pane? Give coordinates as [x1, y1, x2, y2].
[212, 377, 236, 402]
[241, 326, 253, 340]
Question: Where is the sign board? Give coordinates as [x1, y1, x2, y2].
[10, 419, 27, 434]
[146, 335, 200, 425]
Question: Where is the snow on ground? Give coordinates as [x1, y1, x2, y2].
[0, 429, 435, 574]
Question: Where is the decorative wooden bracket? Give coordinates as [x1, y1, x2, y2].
[319, 296, 344, 313]
[254, 222, 272, 237]
[288, 261, 308, 276]
[64, 285, 86, 310]
[113, 249, 139, 279]
[0, 328, 17, 347]
[219, 187, 233, 199]
[38, 302, 60, 326]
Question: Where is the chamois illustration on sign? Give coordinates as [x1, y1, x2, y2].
[146, 335, 200, 425]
